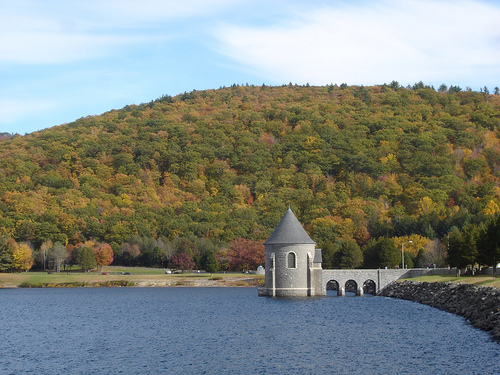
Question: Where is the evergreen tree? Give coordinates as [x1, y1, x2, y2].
[378, 238, 400, 268]
[332, 240, 363, 269]
[0, 237, 13, 272]
[478, 215, 500, 278]
[363, 237, 399, 269]
[447, 225, 480, 269]
[204, 249, 219, 275]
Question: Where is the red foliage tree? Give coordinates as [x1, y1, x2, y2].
[227, 237, 265, 271]
[170, 252, 195, 272]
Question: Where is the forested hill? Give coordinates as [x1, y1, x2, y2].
[1, 83, 500, 269]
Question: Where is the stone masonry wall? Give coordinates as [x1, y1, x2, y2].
[321, 268, 456, 295]
[380, 281, 500, 343]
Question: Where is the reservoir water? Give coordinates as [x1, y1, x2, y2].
[0, 287, 499, 375]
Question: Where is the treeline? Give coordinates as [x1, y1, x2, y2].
[0, 237, 114, 273]
[447, 214, 500, 273]
[0, 83, 500, 272]
[0, 235, 264, 273]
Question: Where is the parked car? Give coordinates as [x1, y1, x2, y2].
[102, 272, 109, 275]
[123, 272, 132, 275]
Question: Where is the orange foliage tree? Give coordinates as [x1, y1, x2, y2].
[94, 243, 114, 270]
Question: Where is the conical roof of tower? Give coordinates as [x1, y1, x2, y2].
[264, 208, 316, 245]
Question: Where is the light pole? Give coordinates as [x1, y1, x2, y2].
[402, 241, 413, 269]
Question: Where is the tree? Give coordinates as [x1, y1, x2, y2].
[332, 240, 363, 269]
[75, 246, 97, 272]
[204, 249, 219, 275]
[0, 237, 13, 272]
[118, 243, 141, 266]
[227, 238, 265, 271]
[421, 239, 447, 268]
[438, 84, 448, 92]
[94, 243, 114, 270]
[482, 200, 500, 216]
[170, 252, 195, 272]
[460, 224, 480, 267]
[140, 246, 165, 268]
[38, 240, 53, 271]
[48, 242, 69, 272]
[447, 225, 479, 269]
[12, 242, 34, 272]
[447, 228, 464, 268]
[377, 238, 400, 268]
[363, 237, 399, 269]
[478, 215, 500, 278]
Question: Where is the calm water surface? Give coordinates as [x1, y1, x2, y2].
[0, 287, 499, 375]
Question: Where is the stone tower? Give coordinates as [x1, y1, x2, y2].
[258, 208, 323, 297]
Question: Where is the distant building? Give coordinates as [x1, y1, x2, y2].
[258, 208, 323, 297]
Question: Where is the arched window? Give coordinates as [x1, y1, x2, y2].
[287, 252, 296, 268]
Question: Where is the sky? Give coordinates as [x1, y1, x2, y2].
[1, 0, 500, 135]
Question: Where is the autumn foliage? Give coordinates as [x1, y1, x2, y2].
[170, 252, 195, 272]
[1, 83, 500, 271]
[94, 243, 114, 270]
[226, 237, 264, 271]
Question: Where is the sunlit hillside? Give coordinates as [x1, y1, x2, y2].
[1, 83, 500, 270]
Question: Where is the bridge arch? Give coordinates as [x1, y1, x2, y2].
[345, 279, 358, 296]
[322, 269, 413, 296]
[363, 279, 376, 295]
[326, 280, 340, 296]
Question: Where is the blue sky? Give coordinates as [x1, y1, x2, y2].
[1, 0, 500, 135]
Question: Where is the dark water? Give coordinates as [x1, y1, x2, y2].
[0, 287, 499, 375]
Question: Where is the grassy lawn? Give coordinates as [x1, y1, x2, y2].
[401, 274, 500, 288]
[0, 268, 264, 288]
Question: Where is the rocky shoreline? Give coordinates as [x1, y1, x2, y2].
[380, 281, 500, 343]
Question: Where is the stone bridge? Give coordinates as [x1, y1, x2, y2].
[322, 268, 456, 296]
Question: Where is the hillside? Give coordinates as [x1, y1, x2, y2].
[1, 83, 500, 270]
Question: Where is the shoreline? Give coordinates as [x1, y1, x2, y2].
[0, 273, 264, 289]
[380, 280, 500, 343]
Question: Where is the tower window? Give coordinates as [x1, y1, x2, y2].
[287, 252, 296, 268]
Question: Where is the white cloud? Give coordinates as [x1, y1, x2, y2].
[0, 32, 150, 64]
[215, 0, 500, 87]
[0, 0, 230, 65]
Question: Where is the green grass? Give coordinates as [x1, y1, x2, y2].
[18, 280, 136, 288]
[103, 266, 166, 275]
[402, 274, 500, 288]
[0, 268, 264, 288]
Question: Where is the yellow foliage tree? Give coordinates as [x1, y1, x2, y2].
[12, 242, 34, 272]
[393, 235, 430, 257]
[417, 196, 436, 216]
[482, 200, 500, 216]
